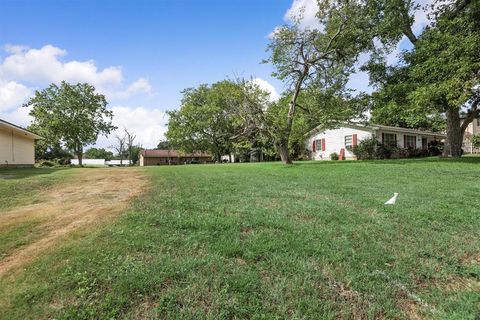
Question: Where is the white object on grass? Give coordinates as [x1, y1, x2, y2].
[384, 193, 399, 205]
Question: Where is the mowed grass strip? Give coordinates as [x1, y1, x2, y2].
[1, 159, 480, 319]
[0, 168, 73, 260]
[0, 167, 73, 212]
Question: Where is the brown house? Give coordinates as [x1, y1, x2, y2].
[139, 149, 213, 166]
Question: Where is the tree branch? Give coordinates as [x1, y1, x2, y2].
[461, 97, 480, 133]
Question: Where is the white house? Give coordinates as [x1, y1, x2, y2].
[305, 123, 446, 160]
[0, 118, 42, 167]
[462, 116, 480, 153]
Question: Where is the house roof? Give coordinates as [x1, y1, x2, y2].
[0, 118, 43, 140]
[140, 149, 212, 158]
[305, 122, 446, 138]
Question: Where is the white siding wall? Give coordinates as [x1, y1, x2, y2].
[0, 127, 35, 165]
[306, 126, 442, 161]
[71, 159, 106, 166]
[376, 130, 437, 149]
[307, 127, 373, 160]
[463, 119, 480, 153]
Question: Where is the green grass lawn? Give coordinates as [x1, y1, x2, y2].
[1, 159, 479, 319]
[0, 168, 74, 261]
[0, 167, 73, 212]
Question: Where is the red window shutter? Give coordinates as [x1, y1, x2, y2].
[312, 140, 316, 152]
[352, 134, 358, 146]
[322, 138, 326, 151]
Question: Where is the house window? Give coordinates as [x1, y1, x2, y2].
[345, 135, 353, 149]
[404, 135, 416, 148]
[422, 137, 428, 150]
[382, 133, 397, 147]
[315, 139, 323, 151]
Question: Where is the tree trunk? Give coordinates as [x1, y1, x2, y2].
[444, 108, 463, 157]
[77, 150, 83, 166]
[277, 140, 292, 165]
[278, 66, 308, 165]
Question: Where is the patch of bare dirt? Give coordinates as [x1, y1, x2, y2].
[0, 168, 148, 278]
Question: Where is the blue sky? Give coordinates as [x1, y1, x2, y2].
[0, 0, 290, 109]
[0, 0, 427, 148]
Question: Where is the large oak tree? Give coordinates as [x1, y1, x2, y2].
[364, 0, 480, 157]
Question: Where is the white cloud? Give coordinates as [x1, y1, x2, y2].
[284, 0, 322, 30]
[0, 105, 33, 128]
[250, 78, 280, 101]
[0, 44, 151, 103]
[1, 104, 167, 150]
[0, 80, 31, 111]
[95, 106, 168, 149]
[109, 77, 152, 99]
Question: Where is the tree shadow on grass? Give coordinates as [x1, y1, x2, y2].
[0, 167, 69, 180]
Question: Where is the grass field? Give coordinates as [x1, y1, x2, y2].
[1, 159, 479, 319]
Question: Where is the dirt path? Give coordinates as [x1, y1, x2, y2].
[0, 168, 148, 278]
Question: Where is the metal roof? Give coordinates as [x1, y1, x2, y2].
[0, 119, 43, 139]
[305, 122, 446, 138]
[140, 149, 212, 158]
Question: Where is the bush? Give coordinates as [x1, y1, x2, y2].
[351, 137, 388, 160]
[37, 160, 56, 167]
[330, 152, 339, 160]
[54, 157, 71, 166]
[352, 137, 433, 160]
[428, 140, 443, 156]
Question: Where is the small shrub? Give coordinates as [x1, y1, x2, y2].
[38, 160, 55, 167]
[330, 152, 339, 160]
[55, 157, 71, 166]
[351, 137, 433, 160]
[428, 140, 443, 156]
[351, 137, 384, 160]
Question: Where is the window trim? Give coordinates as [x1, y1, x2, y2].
[345, 135, 353, 149]
[315, 139, 323, 152]
[404, 135, 417, 149]
[382, 133, 397, 147]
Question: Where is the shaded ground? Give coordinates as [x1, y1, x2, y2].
[0, 168, 147, 277]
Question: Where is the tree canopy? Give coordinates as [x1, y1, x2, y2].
[265, 0, 373, 163]
[362, 0, 480, 157]
[166, 80, 271, 161]
[85, 148, 114, 160]
[24, 81, 116, 165]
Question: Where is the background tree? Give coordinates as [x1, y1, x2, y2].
[166, 81, 239, 161]
[156, 140, 170, 150]
[84, 147, 114, 160]
[27, 122, 73, 161]
[111, 133, 127, 165]
[124, 128, 137, 164]
[128, 145, 143, 165]
[24, 81, 116, 165]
